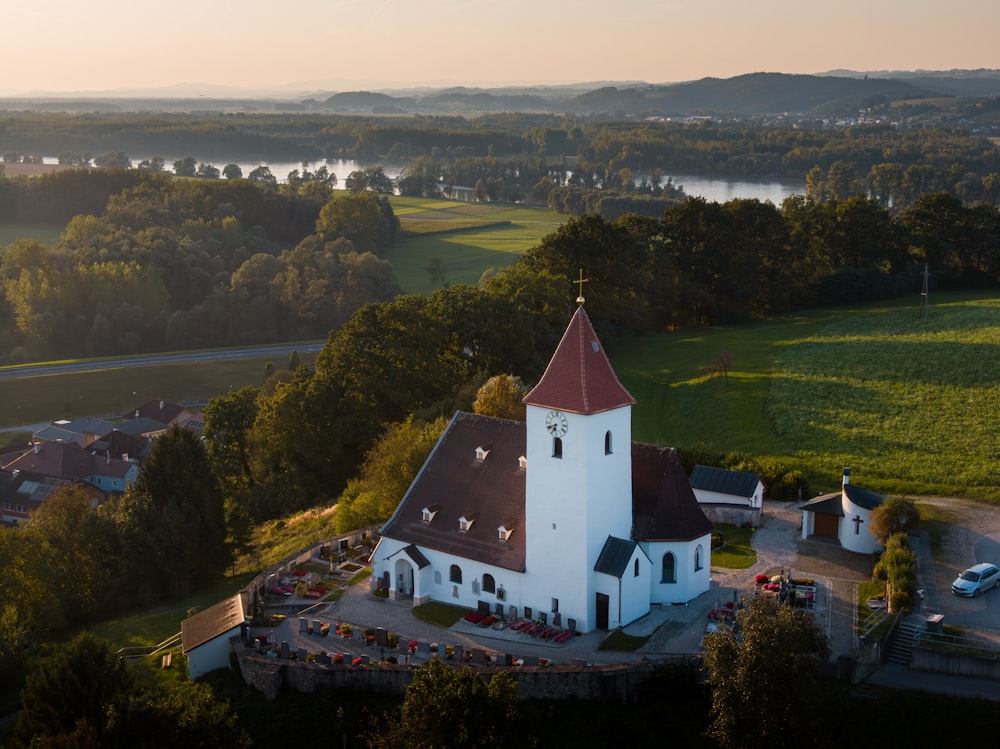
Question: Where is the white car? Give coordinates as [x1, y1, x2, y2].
[951, 563, 1000, 597]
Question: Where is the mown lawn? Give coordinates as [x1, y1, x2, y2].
[615, 293, 1000, 501]
[386, 196, 568, 293]
[711, 524, 756, 569]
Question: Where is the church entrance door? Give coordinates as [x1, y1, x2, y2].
[596, 593, 609, 630]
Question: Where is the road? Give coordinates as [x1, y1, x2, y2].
[0, 342, 326, 382]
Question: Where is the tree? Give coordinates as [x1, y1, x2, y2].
[197, 162, 221, 179]
[15, 632, 133, 746]
[15, 632, 248, 748]
[868, 496, 920, 547]
[334, 417, 447, 532]
[173, 156, 197, 177]
[133, 424, 228, 591]
[370, 658, 519, 749]
[248, 165, 277, 184]
[223, 163, 243, 179]
[874, 532, 918, 612]
[711, 349, 733, 384]
[316, 191, 397, 254]
[93, 151, 131, 169]
[473, 373, 527, 420]
[23, 486, 120, 623]
[702, 594, 829, 749]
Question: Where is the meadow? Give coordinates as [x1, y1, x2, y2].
[616, 292, 1000, 501]
[386, 196, 568, 293]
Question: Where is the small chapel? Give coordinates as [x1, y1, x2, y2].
[370, 295, 714, 633]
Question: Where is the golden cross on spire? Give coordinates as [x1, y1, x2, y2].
[575, 268, 589, 306]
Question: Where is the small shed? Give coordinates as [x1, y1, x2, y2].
[689, 465, 764, 527]
[181, 593, 246, 679]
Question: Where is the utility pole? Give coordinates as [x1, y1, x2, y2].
[918, 263, 929, 321]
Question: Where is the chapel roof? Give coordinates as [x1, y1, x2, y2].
[523, 306, 635, 415]
[632, 445, 715, 542]
[378, 412, 527, 572]
[844, 483, 884, 511]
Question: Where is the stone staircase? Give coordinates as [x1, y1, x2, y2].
[886, 616, 924, 666]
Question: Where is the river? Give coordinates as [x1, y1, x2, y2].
[41, 157, 805, 204]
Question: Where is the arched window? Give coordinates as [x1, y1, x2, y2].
[695, 544, 704, 571]
[661, 552, 676, 583]
[434, 570, 442, 585]
[449, 564, 462, 584]
[552, 437, 563, 459]
[605, 430, 613, 455]
[633, 558, 640, 577]
[482, 573, 496, 594]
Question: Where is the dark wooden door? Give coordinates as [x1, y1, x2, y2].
[596, 593, 610, 630]
[814, 513, 839, 540]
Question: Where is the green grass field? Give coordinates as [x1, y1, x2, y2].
[0, 221, 65, 247]
[615, 292, 1000, 501]
[0, 353, 316, 431]
[386, 196, 568, 293]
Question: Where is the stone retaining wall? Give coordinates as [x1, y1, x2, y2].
[235, 648, 668, 703]
[911, 644, 1000, 679]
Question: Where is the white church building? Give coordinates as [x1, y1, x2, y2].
[370, 303, 714, 632]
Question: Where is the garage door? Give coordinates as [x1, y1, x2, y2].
[813, 513, 839, 540]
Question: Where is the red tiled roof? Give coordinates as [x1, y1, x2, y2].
[523, 306, 635, 414]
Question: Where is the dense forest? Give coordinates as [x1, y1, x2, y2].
[2, 112, 999, 206]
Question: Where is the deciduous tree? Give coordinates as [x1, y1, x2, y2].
[702, 594, 829, 749]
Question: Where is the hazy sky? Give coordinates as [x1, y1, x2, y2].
[3, 0, 998, 94]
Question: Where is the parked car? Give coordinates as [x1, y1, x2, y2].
[951, 562, 1000, 597]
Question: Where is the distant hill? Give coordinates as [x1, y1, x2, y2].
[1, 70, 998, 118]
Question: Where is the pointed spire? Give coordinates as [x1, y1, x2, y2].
[523, 306, 635, 414]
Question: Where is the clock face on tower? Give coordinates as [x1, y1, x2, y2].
[545, 409, 568, 437]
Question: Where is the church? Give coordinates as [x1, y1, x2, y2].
[370, 299, 714, 633]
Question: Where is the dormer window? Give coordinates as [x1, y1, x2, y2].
[518, 456, 527, 470]
[498, 524, 514, 542]
[421, 505, 440, 523]
[475, 445, 491, 461]
[459, 514, 476, 532]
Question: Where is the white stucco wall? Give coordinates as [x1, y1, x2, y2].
[643, 534, 712, 604]
[187, 631, 238, 679]
[839, 498, 880, 554]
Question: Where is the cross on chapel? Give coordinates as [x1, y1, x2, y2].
[575, 269, 589, 306]
[852, 514, 864, 534]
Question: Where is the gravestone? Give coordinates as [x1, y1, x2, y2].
[572, 657, 588, 667]
[452, 645, 463, 662]
[298, 648, 308, 661]
[376, 627, 389, 647]
[360, 654, 369, 665]
[470, 648, 486, 664]
[279, 641, 289, 659]
[313, 620, 323, 635]
[299, 617, 308, 633]
[316, 652, 331, 666]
